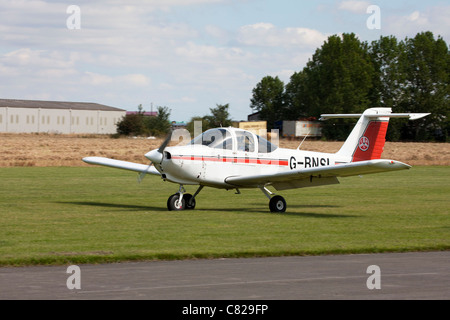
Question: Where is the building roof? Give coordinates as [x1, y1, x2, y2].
[0, 99, 125, 112]
[126, 111, 157, 116]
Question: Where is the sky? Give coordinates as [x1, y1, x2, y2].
[0, 0, 449, 122]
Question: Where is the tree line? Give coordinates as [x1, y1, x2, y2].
[115, 103, 233, 138]
[250, 31, 449, 141]
[116, 104, 172, 137]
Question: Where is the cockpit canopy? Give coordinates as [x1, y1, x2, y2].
[189, 128, 278, 153]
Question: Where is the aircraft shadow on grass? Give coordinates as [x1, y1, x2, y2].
[243, 202, 357, 218]
[59, 201, 166, 212]
[60, 201, 356, 218]
[281, 210, 358, 219]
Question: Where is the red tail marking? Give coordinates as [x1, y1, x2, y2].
[352, 121, 388, 162]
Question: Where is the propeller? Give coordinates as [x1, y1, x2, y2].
[138, 131, 173, 183]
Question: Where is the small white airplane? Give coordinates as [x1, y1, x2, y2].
[83, 108, 429, 212]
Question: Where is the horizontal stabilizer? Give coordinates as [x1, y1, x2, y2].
[82, 157, 160, 175]
[320, 113, 430, 120]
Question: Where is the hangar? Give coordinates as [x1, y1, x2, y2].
[0, 99, 126, 134]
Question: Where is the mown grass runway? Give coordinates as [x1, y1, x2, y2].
[0, 166, 448, 266]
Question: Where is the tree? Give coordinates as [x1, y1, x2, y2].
[399, 32, 449, 141]
[146, 106, 172, 137]
[284, 71, 308, 120]
[204, 104, 233, 128]
[369, 36, 406, 109]
[251, 31, 449, 141]
[116, 105, 172, 137]
[116, 113, 146, 136]
[186, 116, 210, 136]
[300, 33, 374, 139]
[369, 36, 407, 140]
[186, 104, 233, 135]
[250, 76, 285, 129]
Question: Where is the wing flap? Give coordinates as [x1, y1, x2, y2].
[82, 157, 160, 175]
[224, 159, 410, 189]
[272, 176, 340, 191]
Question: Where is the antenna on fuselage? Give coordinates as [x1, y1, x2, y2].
[297, 131, 310, 150]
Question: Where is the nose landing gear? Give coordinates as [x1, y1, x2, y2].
[167, 185, 204, 211]
[167, 193, 186, 210]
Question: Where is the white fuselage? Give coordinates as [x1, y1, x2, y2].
[158, 144, 350, 189]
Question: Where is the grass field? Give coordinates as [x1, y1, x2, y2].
[0, 166, 448, 266]
[1, 133, 449, 167]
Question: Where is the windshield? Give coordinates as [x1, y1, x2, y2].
[257, 135, 278, 153]
[235, 131, 277, 153]
[189, 128, 278, 152]
[189, 128, 232, 150]
[235, 130, 255, 152]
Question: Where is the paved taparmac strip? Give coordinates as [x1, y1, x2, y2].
[0, 251, 448, 300]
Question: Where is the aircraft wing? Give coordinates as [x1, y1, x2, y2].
[82, 157, 160, 175]
[224, 159, 410, 191]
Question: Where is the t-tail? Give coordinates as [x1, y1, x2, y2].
[320, 108, 429, 162]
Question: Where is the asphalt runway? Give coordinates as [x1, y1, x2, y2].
[0, 251, 448, 300]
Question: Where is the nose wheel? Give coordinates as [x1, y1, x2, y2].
[167, 185, 203, 211]
[167, 193, 186, 210]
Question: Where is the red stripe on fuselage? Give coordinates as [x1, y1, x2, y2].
[171, 155, 289, 166]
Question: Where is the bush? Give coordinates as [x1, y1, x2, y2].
[116, 106, 172, 137]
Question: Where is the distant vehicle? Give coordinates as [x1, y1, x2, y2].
[83, 108, 429, 212]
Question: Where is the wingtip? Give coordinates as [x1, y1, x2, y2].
[82, 156, 104, 164]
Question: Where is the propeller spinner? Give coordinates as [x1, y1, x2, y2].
[139, 131, 173, 182]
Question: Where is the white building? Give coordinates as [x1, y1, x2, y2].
[282, 120, 322, 138]
[0, 99, 126, 134]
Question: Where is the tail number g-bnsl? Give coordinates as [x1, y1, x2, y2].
[304, 156, 329, 168]
[290, 156, 330, 169]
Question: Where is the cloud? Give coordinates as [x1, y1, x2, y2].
[83, 72, 151, 87]
[385, 5, 450, 40]
[338, 0, 371, 14]
[0, 1, 334, 121]
[176, 41, 249, 62]
[83, 72, 113, 86]
[237, 23, 328, 48]
[0, 47, 151, 109]
[0, 48, 80, 84]
[169, 96, 197, 104]
[120, 74, 151, 86]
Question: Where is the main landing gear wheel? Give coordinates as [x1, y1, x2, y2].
[167, 193, 185, 211]
[184, 193, 196, 210]
[269, 195, 287, 213]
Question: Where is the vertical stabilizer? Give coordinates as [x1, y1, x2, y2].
[337, 108, 390, 162]
[320, 108, 430, 162]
